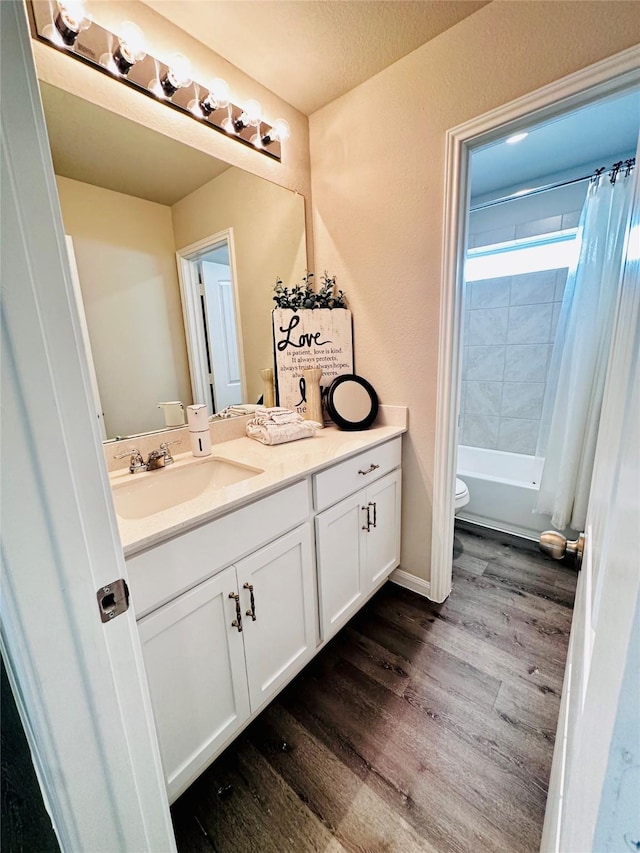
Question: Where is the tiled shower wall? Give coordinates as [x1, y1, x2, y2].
[460, 201, 583, 456]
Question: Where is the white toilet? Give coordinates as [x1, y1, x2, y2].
[454, 477, 470, 514]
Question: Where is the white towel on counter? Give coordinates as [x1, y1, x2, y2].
[246, 407, 321, 445]
[251, 406, 303, 426]
[210, 404, 260, 420]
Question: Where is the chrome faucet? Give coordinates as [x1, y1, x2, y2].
[146, 441, 180, 470]
[113, 447, 147, 474]
[114, 440, 181, 474]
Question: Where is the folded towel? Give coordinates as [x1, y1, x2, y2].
[270, 410, 304, 425]
[210, 409, 236, 420]
[251, 406, 304, 427]
[246, 419, 320, 445]
[210, 404, 262, 420]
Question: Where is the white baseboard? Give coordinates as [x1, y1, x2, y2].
[390, 568, 432, 599]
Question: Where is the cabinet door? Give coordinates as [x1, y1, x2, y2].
[364, 469, 402, 588]
[238, 524, 316, 712]
[138, 565, 250, 802]
[316, 491, 367, 642]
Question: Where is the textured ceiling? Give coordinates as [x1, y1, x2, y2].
[140, 0, 489, 115]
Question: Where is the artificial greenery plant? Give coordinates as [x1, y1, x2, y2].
[273, 271, 347, 310]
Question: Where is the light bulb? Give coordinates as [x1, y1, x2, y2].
[199, 77, 231, 116]
[262, 118, 290, 146]
[113, 21, 147, 75]
[160, 53, 192, 97]
[54, 0, 91, 45]
[233, 99, 262, 133]
[272, 119, 290, 142]
[209, 78, 230, 109]
[242, 99, 262, 127]
[222, 116, 237, 135]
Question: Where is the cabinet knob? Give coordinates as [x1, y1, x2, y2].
[362, 505, 371, 532]
[368, 501, 377, 528]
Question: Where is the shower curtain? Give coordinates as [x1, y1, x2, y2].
[535, 161, 636, 531]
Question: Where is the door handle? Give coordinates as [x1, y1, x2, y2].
[362, 504, 371, 532]
[243, 582, 257, 621]
[228, 592, 243, 631]
[539, 531, 584, 569]
[358, 463, 380, 476]
[368, 501, 377, 528]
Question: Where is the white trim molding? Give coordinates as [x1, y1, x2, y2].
[430, 46, 640, 605]
[391, 569, 432, 599]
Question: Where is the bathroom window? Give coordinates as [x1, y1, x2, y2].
[465, 228, 578, 282]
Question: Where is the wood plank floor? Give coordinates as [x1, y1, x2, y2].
[172, 527, 577, 853]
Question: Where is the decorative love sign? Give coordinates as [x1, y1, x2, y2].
[272, 308, 354, 416]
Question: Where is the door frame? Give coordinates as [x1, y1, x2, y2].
[430, 45, 640, 603]
[176, 228, 247, 413]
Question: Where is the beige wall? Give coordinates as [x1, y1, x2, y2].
[33, 0, 313, 261]
[172, 168, 307, 404]
[309, 1, 640, 583]
[56, 176, 192, 437]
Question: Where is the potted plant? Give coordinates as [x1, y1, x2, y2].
[271, 272, 353, 414]
[272, 271, 347, 310]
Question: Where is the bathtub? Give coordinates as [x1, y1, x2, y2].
[457, 445, 555, 541]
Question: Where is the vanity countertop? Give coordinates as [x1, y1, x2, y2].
[113, 423, 406, 557]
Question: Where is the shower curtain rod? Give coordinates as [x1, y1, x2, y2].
[470, 157, 635, 212]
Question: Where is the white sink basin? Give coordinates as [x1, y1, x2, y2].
[112, 457, 263, 519]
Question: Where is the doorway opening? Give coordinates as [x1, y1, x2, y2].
[430, 49, 640, 603]
[457, 87, 638, 540]
[176, 229, 247, 416]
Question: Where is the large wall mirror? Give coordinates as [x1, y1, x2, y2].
[41, 83, 307, 441]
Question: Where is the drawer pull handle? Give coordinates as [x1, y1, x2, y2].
[243, 582, 257, 621]
[358, 463, 380, 476]
[369, 501, 377, 528]
[229, 592, 243, 632]
[362, 505, 371, 532]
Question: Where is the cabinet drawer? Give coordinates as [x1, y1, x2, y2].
[127, 480, 310, 617]
[313, 437, 401, 511]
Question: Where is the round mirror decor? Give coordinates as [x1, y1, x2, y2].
[326, 374, 379, 431]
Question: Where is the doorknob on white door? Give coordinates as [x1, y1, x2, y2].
[539, 530, 585, 568]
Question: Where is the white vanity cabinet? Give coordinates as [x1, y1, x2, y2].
[314, 439, 402, 641]
[128, 482, 316, 801]
[138, 565, 250, 801]
[123, 431, 404, 802]
[236, 524, 316, 712]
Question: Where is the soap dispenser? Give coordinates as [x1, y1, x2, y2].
[187, 404, 211, 457]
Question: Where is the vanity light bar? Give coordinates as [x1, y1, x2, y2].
[27, 1, 287, 162]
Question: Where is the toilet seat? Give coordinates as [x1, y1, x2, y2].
[455, 477, 469, 510]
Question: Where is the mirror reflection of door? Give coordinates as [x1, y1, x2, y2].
[176, 230, 247, 417]
[65, 235, 107, 440]
[199, 246, 242, 412]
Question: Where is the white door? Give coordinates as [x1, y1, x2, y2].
[316, 491, 367, 641]
[365, 469, 402, 587]
[138, 566, 251, 802]
[239, 525, 316, 711]
[201, 260, 243, 410]
[541, 155, 640, 851]
[1, 3, 175, 850]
